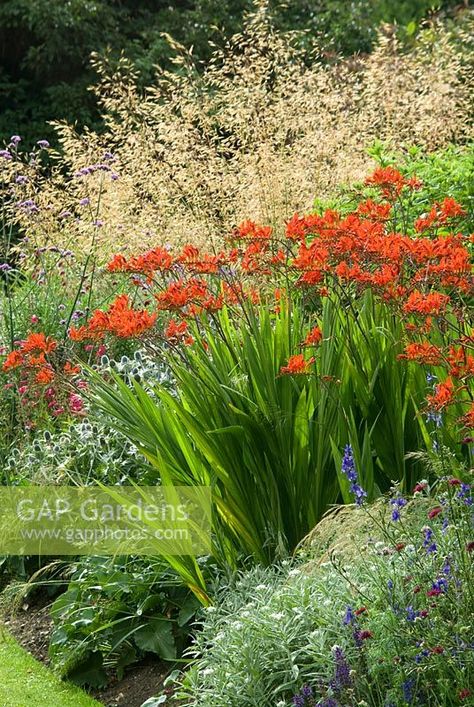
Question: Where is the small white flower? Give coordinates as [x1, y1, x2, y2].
[270, 612, 285, 621]
[288, 568, 301, 577]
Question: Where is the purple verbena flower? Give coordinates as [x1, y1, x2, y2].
[17, 199, 39, 214]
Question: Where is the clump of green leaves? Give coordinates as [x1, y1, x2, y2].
[317, 142, 474, 233]
[49, 556, 201, 688]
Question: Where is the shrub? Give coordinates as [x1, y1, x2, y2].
[177, 474, 473, 706]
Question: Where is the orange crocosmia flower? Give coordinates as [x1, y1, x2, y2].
[107, 254, 128, 272]
[35, 367, 55, 385]
[274, 288, 286, 301]
[356, 199, 391, 221]
[439, 197, 466, 221]
[304, 327, 323, 346]
[285, 213, 323, 241]
[335, 261, 351, 278]
[460, 402, 474, 429]
[69, 325, 101, 342]
[64, 361, 81, 375]
[156, 279, 208, 310]
[280, 354, 315, 375]
[364, 166, 408, 198]
[2, 350, 23, 371]
[29, 352, 47, 366]
[106, 295, 157, 337]
[297, 270, 323, 286]
[70, 296, 156, 340]
[234, 220, 272, 241]
[179, 246, 226, 274]
[271, 250, 286, 265]
[414, 206, 437, 233]
[165, 319, 189, 342]
[427, 377, 455, 411]
[406, 176, 422, 190]
[179, 244, 200, 262]
[286, 213, 309, 241]
[107, 248, 173, 276]
[403, 291, 450, 316]
[20, 332, 57, 354]
[402, 343, 442, 366]
[447, 347, 474, 379]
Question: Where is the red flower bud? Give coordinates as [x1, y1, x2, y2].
[428, 506, 443, 519]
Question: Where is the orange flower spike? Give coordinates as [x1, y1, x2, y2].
[439, 197, 466, 222]
[279, 354, 315, 376]
[364, 166, 407, 199]
[460, 402, 474, 429]
[165, 318, 189, 343]
[403, 291, 450, 316]
[2, 350, 23, 371]
[35, 367, 55, 385]
[304, 326, 323, 347]
[285, 213, 323, 241]
[64, 361, 81, 375]
[297, 270, 323, 286]
[107, 254, 128, 272]
[414, 206, 438, 233]
[235, 220, 272, 241]
[402, 343, 443, 366]
[28, 352, 47, 366]
[427, 377, 455, 411]
[356, 199, 392, 221]
[20, 332, 57, 354]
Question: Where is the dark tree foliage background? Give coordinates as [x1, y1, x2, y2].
[0, 0, 462, 144]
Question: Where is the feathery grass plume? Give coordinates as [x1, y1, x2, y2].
[2, 4, 473, 255]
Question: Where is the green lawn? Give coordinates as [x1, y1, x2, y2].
[0, 630, 103, 707]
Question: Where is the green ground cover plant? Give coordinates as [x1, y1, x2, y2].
[176, 471, 473, 706]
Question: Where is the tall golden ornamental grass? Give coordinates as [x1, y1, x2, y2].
[4, 5, 473, 256]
